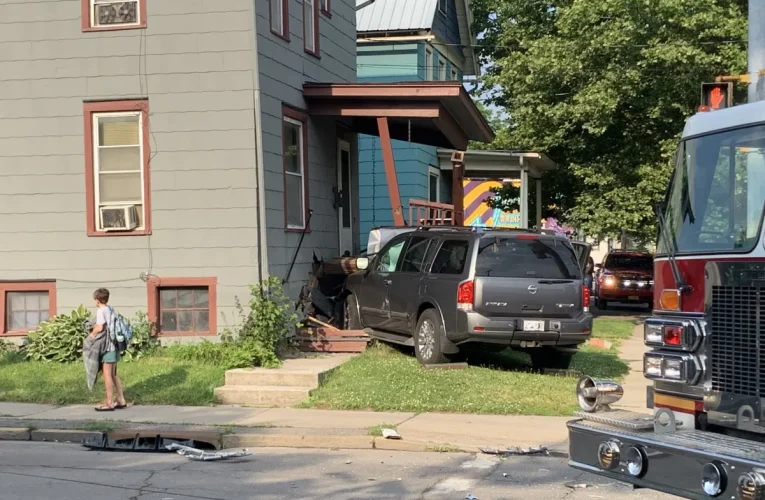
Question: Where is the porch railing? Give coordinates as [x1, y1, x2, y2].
[407, 199, 454, 226]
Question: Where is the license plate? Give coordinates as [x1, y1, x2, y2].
[628, 295, 640, 301]
[523, 320, 545, 332]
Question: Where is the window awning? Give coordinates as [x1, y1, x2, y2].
[303, 82, 494, 150]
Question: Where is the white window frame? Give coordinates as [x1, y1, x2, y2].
[438, 0, 448, 14]
[270, 0, 284, 35]
[428, 166, 441, 203]
[304, 0, 317, 54]
[92, 111, 146, 231]
[284, 116, 306, 229]
[425, 48, 433, 81]
[91, 0, 141, 29]
[320, 0, 329, 13]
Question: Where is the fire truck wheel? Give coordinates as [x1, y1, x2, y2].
[529, 348, 574, 370]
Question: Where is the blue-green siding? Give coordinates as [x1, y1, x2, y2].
[357, 40, 462, 247]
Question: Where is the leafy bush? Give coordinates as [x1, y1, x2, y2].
[122, 311, 159, 362]
[171, 277, 300, 369]
[0, 339, 12, 354]
[25, 305, 92, 363]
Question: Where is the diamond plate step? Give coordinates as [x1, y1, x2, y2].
[574, 409, 681, 431]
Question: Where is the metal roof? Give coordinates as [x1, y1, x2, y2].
[356, 0, 439, 33]
[682, 100, 765, 139]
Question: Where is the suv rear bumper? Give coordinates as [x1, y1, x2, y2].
[450, 311, 592, 347]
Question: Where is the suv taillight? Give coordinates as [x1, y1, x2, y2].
[582, 284, 590, 311]
[457, 280, 474, 311]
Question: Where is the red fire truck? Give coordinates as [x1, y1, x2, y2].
[568, 98, 765, 499]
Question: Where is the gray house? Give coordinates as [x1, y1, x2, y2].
[0, 0, 491, 341]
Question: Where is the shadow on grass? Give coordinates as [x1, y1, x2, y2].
[0, 352, 26, 365]
[123, 366, 189, 404]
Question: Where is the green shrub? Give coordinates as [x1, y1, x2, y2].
[122, 311, 159, 362]
[0, 339, 12, 354]
[171, 277, 300, 369]
[24, 305, 92, 363]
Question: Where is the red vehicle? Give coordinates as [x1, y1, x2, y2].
[594, 250, 654, 309]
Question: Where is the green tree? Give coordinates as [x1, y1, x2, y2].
[471, 0, 747, 242]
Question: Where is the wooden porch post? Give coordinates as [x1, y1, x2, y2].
[535, 177, 542, 229]
[451, 152, 465, 226]
[376, 117, 405, 226]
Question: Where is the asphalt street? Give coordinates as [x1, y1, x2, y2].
[0, 442, 676, 500]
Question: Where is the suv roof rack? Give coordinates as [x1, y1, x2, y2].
[414, 226, 560, 236]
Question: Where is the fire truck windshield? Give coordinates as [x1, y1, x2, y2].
[658, 124, 765, 255]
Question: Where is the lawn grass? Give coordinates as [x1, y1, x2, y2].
[301, 318, 636, 416]
[0, 353, 226, 406]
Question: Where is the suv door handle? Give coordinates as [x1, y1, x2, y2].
[384, 279, 392, 286]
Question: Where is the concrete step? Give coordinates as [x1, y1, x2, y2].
[213, 385, 312, 406]
[224, 368, 319, 388]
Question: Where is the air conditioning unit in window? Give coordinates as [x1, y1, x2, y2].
[100, 205, 139, 231]
[95, 1, 138, 26]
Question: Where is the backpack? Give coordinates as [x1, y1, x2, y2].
[107, 306, 132, 353]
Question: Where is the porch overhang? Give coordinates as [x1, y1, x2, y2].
[303, 82, 494, 150]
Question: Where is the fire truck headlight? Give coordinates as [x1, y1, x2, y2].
[597, 441, 620, 470]
[643, 352, 700, 384]
[702, 462, 726, 497]
[737, 471, 765, 500]
[625, 446, 647, 478]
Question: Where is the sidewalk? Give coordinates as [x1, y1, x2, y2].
[0, 402, 570, 453]
[613, 322, 649, 412]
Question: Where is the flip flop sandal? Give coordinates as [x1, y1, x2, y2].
[95, 405, 115, 412]
[114, 404, 128, 409]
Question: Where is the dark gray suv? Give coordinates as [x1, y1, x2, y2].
[343, 227, 593, 369]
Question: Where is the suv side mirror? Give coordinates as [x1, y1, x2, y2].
[356, 257, 369, 271]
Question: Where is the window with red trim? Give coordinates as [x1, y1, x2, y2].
[83, 100, 152, 237]
[303, 0, 320, 57]
[270, 0, 290, 40]
[320, 0, 330, 17]
[147, 278, 217, 336]
[82, 0, 147, 32]
[0, 282, 57, 336]
[282, 106, 310, 231]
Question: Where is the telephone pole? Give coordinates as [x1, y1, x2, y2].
[749, 0, 765, 102]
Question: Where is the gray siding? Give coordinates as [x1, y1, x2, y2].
[255, 0, 357, 297]
[0, 0, 261, 334]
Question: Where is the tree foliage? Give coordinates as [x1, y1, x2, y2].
[471, 0, 747, 242]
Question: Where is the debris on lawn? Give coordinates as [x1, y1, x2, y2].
[480, 445, 549, 456]
[381, 428, 401, 440]
[166, 443, 252, 462]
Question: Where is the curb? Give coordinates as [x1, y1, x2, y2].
[0, 427, 568, 457]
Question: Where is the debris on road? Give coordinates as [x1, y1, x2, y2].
[565, 482, 592, 489]
[479, 445, 549, 456]
[466, 495, 478, 500]
[166, 444, 252, 462]
[381, 428, 401, 440]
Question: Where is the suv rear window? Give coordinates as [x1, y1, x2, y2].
[475, 236, 582, 279]
[604, 254, 653, 270]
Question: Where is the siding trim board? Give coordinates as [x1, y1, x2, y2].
[0, 281, 57, 336]
[83, 99, 152, 237]
[81, 0, 148, 33]
[282, 105, 311, 233]
[146, 277, 218, 337]
[269, 0, 291, 42]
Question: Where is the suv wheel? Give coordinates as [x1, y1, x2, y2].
[344, 294, 362, 330]
[414, 309, 449, 365]
[529, 348, 575, 370]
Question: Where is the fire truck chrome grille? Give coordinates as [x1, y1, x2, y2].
[711, 286, 763, 398]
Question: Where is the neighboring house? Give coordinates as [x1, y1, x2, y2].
[355, 0, 478, 246]
[0, 0, 492, 342]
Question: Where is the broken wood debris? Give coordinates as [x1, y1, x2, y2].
[479, 445, 549, 456]
[166, 443, 252, 461]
